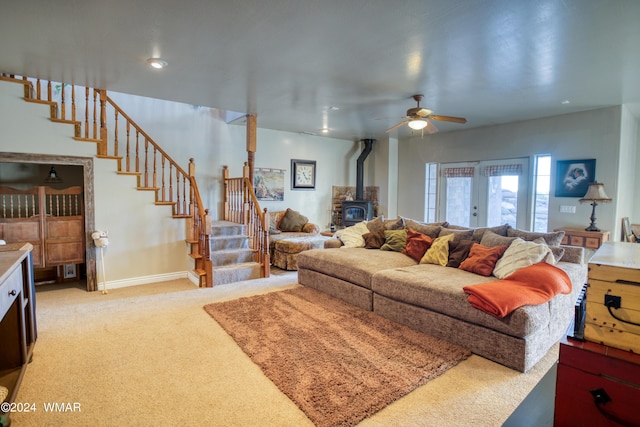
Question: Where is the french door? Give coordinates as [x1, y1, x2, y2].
[438, 158, 529, 229]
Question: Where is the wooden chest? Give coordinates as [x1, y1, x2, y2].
[554, 337, 640, 426]
[585, 241, 640, 353]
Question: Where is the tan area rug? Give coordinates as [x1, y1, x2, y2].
[204, 286, 472, 427]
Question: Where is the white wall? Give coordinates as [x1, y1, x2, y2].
[618, 105, 640, 239]
[397, 107, 626, 236]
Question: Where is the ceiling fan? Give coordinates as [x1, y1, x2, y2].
[385, 94, 467, 134]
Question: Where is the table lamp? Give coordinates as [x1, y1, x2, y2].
[579, 181, 612, 232]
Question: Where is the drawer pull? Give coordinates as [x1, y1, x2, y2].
[8, 289, 17, 297]
[605, 295, 640, 327]
[590, 388, 639, 427]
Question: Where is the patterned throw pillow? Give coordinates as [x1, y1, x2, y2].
[493, 238, 554, 279]
[438, 228, 475, 242]
[335, 221, 370, 248]
[420, 233, 456, 266]
[380, 229, 408, 252]
[459, 243, 507, 277]
[402, 228, 434, 261]
[507, 228, 565, 247]
[480, 230, 517, 248]
[403, 219, 442, 238]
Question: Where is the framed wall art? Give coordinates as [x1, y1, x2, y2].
[254, 167, 285, 201]
[291, 159, 316, 190]
[555, 159, 596, 197]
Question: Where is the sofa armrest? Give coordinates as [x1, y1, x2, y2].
[558, 245, 584, 264]
[302, 222, 320, 234]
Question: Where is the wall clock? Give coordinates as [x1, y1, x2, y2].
[291, 159, 316, 190]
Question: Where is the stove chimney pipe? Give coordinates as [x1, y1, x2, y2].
[356, 139, 375, 200]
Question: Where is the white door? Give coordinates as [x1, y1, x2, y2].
[439, 158, 529, 229]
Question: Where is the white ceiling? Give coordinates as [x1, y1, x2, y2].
[2, 0, 640, 141]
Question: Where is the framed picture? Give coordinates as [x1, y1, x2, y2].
[254, 167, 285, 201]
[555, 159, 596, 197]
[63, 263, 77, 279]
[291, 159, 316, 190]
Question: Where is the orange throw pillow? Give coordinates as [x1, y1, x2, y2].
[402, 228, 434, 262]
[459, 243, 507, 277]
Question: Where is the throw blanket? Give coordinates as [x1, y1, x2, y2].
[462, 262, 572, 318]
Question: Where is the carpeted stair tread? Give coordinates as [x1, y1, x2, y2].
[213, 262, 262, 286]
[211, 248, 255, 267]
[210, 221, 247, 237]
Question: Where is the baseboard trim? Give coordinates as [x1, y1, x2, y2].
[97, 271, 199, 291]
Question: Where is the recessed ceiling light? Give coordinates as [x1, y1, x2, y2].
[328, 106, 340, 111]
[147, 58, 168, 69]
[561, 100, 570, 105]
[320, 128, 329, 133]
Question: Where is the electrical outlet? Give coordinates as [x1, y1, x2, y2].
[560, 205, 576, 213]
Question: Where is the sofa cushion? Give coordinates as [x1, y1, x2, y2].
[493, 238, 554, 279]
[402, 228, 434, 261]
[459, 243, 507, 276]
[371, 264, 553, 338]
[439, 227, 475, 242]
[447, 239, 474, 268]
[366, 216, 385, 233]
[472, 224, 510, 243]
[335, 221, 369, 248]
[297, 247, 417, 289]
[403, 219, 444, 238]
[507, 228, 565, 247]
[383, 217, 405, 230]
[279, 208, 308, 232]
[480, 230, 517, 247]
[363, 229, 386, 249]
[381, 229, 408, 252]
[420, 233, 456, 266]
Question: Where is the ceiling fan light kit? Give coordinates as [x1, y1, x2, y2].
[408, 119, 428, 130]
[385, 94, 467, 135]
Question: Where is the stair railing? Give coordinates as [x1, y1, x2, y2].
[2, 74, 214, 287]
[223, 163, 270, 277]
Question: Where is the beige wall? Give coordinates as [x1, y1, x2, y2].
[397, 106, 639, 239]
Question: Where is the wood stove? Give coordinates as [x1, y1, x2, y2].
[342, 139, 375, 226]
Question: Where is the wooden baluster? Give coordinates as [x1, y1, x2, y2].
[135, 131, 140, 172]
[182, 175, 187, 215]
[56, 195, 60, 217]
[176, 172, 181, 215]
[62, 194, 67, 216]
[36, 79, 41, 100]
[152, 148, 157, 190]
[84, 87, 89, 138]
[17, 195, 22, 219]
[169, 165, 174, 202]
[161, 157, 166, 202]
[93, 90, 98, 140]
[2, 195, 5, 218]
[143, 138, 149, 187]
[126, 121, 131, 172]
[31, 194, 36, 217]
[114, 110, 119, 157]
[47, 81, 52, 102]
[60, 83, 66, 120]
[71, 85, 76, 122]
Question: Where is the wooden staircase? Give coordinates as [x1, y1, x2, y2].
[0, 75, 218, 286]
[210, 221, 262, 285]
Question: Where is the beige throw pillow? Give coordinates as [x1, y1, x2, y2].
[335, 221, 370, 248]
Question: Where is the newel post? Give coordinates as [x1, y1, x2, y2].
[98, 89, 108, 156]
[242, 162, 250, 225]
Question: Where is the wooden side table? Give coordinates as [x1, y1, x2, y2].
[554, 228, 609, 250]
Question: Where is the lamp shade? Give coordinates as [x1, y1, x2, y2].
[408, 119, 428, 130]
[579, 181, 612, 203]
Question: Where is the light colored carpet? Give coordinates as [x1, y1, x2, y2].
[204, 287, 471, 426]
[12, 270, 558, 426]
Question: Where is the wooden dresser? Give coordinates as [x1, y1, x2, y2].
[554, 228, 609, 250]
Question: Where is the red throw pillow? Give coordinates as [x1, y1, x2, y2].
[459, 243, 507, 276]
[402, 228, 434, 261]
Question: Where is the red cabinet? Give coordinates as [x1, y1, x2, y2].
[554, 337, 640, 426]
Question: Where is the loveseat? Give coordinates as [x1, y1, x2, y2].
[297, 217, 587, 372]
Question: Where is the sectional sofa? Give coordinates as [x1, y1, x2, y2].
[297, 218, 587, 372]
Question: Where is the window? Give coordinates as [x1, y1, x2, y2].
[533, 155, 551, 232]
[424, 163, 438, 223]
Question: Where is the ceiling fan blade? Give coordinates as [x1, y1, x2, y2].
[385, 119, 410, 133]
[429, 115, 467, 124]
[425, 120, 438, 134]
